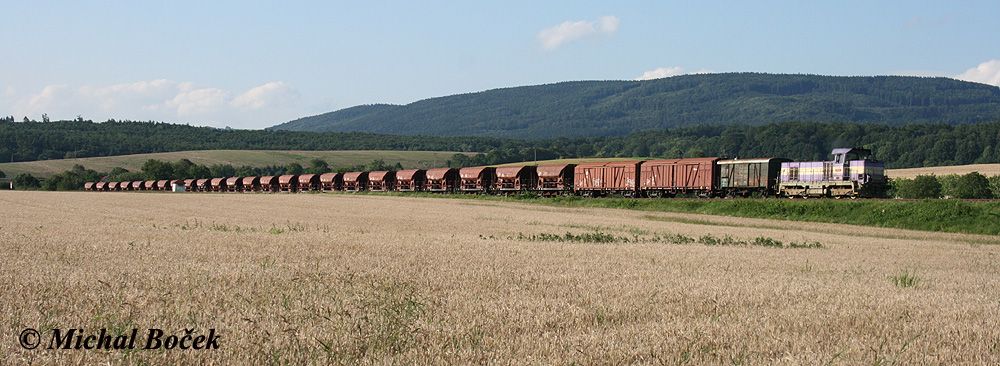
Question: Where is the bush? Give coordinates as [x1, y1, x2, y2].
[894, 175, 941, 199]
[12, 173, 41, 190]
[0, 170, 5, 178]
[950, 172, 992, 199]
[989, 175, 1000, 199]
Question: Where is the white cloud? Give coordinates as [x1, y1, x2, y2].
[955, 59, 1000, 86]
[231, 81, 298, 110]
[537, 15, 619, 50]
[165, 87, 228, 115]
[5, 79, 300, 128]
[635, 66, 713, 81]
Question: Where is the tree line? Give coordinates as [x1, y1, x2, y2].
[3, 118, 1000, 169]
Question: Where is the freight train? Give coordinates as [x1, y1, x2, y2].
[83, 147, 886, 198]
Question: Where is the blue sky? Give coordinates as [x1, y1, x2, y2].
[1, 0, 998, 129]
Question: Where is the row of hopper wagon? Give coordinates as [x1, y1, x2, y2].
[81, 150, 887, 198]
[83, 164, 577, 194]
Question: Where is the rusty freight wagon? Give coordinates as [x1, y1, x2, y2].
[241, 176, 260, 192]
[209, 178, 228, 192]
[574, 161, 642, 196]
[459, 167, 496, 193]
[717, 158, 790, 197]
[319, 173, 342, 191]
[367, 171, 396, 191]
[195, 179, 211, 192]
[639, 157, 719, 197]
[425, 168, 459, 192]
[343, 172, 369, 192]
[130, 181, 144, 191]
[157, 180, 172, 191]
[297, 174, 320, 191]
[183, 179, 197, 191]
[95, 181, 107, 191]
[225, 177, 243, 192]
[83, 182, 95, 191]
[143, 180, 158, 191]
[259, 176, 279, 192]
[536, 164, 575, 193]
[278, 175, 299, 192]
[495, 166, 537, 193]
[395, 169, 425, 191]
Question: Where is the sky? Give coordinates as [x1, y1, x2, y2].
[1, 0, 998, 129]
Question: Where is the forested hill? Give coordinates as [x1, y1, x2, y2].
[269, 73, 1000, 139]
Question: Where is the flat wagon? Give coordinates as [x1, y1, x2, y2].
[639, 157, 718, 197]
[368, 171, 396, 191]
[425, 168, 459, 192]
[395, 169, 425, 191]
[574, 161, 642, 197]
[297, 174, 320, 191]
[278, 175, 299, 192]
[343, 172, 369, 192]
[495, 166, 537, 193]
[459, 167, 496, 193]
[319, 173, 342, 191]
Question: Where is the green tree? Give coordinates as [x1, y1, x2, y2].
[13, 173, 41, 190]
[307, 158, 331, 174]
[950, 172, 992, 199]
[142, 159, 175, 179]
[894, 175, 941, 199]
[286, 163, 304, 175]
[0, 170, 5, 178]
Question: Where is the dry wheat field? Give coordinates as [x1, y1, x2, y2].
[1, 191, 999, 364]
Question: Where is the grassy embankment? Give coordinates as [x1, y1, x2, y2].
[359, 192, 1000, 236]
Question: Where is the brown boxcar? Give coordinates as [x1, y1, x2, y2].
[83, 182, 95, 191]
[184, 179, 197, 192]
[278, 175, 298, 192]
[210, 178, 227, 192]
[259, 176, 279, 192]
[225, 177, 243, 192]
[395, 169, 425, 191]
[241, 176, 260, 192]
[130, 181, 144, 191]
[144, 180, 158, 190]
[95, 181, 107, 191]
[343, 172, 368, 192]
[495, 166, 537, 192]
[296, 174, 320, 191]
[425, 168, 459, 192]
[107, 182, 118, 191]
[574, 161, 642, 196]
[639, 157, 719, 197]
[368, 171, 396, 191]
[537, 164, 575, 193]
[319, 173, 342, 191]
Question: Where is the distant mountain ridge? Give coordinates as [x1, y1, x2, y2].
[270, 73, 1000, 139]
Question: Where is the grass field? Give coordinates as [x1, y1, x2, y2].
[0, 150, 468, 177]
[2, 191, 998, 364]
[886, 163, 1000, 179]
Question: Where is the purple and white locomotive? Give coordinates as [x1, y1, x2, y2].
[777, 148, 885, 198]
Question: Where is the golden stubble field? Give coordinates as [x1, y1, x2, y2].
[1, 191, 998, 364]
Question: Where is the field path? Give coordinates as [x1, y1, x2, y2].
[2, 191, 998, 364]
